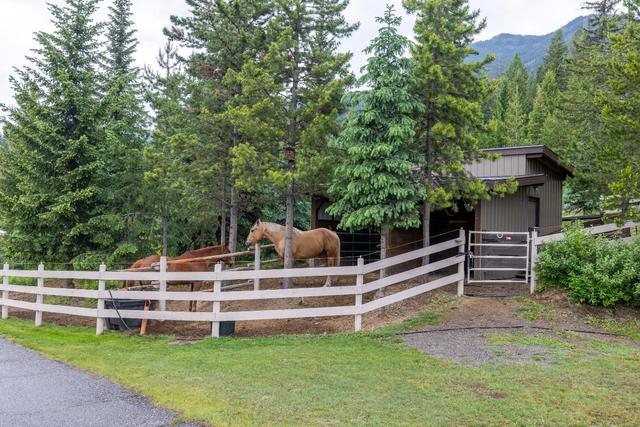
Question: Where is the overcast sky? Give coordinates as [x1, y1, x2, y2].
[0, 0, 586, 107]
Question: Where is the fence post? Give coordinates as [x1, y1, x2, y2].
[457, 229, 465, 297]
[530, 230, 538, 294]
[211, 262, 222, 338]
[354, 257, 364, 332]
[1, 263, 9, 320]
[35, 262, 44, 327]
[96, 263, 106, 336]
[254, 243, 261, 290]
[159, 256, 167, 313]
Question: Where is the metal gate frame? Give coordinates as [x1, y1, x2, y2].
[467, 231, 530, 285]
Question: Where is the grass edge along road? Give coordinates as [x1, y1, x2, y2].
[0, 317, 639, 426]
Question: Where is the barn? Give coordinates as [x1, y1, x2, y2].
[311, 145, 573, 264]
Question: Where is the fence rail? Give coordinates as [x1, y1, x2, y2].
[0, 231, 466, 336]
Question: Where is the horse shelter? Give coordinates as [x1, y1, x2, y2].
[312, 145, 574, 290]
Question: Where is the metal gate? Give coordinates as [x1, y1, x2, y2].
[467, 231, 530, 286]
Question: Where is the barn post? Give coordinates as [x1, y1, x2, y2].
[159, 256, 167, 313]
[457, 228, 465, 297]
[254, 243, 261, 290]
[211, 262, 223, 338]
[354, 257, 364, 332]
[96, 263, 106, 336]
[530, 230, 538, 294]
[1, 263, 9, 319]
[35, 262, 44, 327]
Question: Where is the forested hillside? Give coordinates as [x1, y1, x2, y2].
[470, 15, 590, 77]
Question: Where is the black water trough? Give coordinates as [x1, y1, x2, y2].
[219, 321, 236, 337]
[105, 299, 154, 331]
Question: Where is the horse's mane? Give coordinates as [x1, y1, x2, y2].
[261, 222, 302, 235]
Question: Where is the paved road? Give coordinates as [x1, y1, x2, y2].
[0, 339, 197, 427]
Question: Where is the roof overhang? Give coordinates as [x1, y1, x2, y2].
[483, 173, 546, 188]
[482, 145, 574, 178]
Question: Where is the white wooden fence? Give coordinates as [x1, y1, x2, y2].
[530, 221, 638, 293]
[0, 231, 466, 337]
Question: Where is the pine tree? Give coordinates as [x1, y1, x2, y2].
[492, 54, 532, 134]
[403, 0, 512, 257]
[231, 0, 357, 287]
[143, 42, 193, 256]
[167, 0, 273, 253]
[503, 85, 526, 146]
[528, 70, 560, 146]
[602, 21, 640, 218]
[560, 1, 622, 212]
[539, 30, 569, 90]
[0, 0, 115, 270]
[327, 5, 426, 270]
[104, 0, 148, 259]
[584, 0, 622, 45]
[623, 0, 640, 21]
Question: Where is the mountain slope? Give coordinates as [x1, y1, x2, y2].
[469, 16, 590, 77]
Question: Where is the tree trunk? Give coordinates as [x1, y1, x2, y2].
[65, 262, 74, 289]
[228, 128, 239, 256]
[220, 178, 227, 246]
[422, 200, 431, 283]
[283, 182, 295, 289]
[377, 227, 388, 317]
[229, 186, 238, 263]
[162, 202, 168, 258]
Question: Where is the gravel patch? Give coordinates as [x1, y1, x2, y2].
[402, 328, 553, 366]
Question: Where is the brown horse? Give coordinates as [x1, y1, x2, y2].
[126, 245, 229, 311]
[170, 244, 229, 312]
[125, 255, 161, 288]
[245, 220, 340, 286]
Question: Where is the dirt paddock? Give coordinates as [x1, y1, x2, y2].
[4, 274, 462, 338]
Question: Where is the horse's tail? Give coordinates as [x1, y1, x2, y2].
[328, 228, 341, 267]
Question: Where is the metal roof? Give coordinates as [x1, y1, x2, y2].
[482, 145, 574, 178]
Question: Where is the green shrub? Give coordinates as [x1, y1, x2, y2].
[536, 223, 640, 307]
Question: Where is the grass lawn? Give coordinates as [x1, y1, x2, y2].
[0, 317, 639, 426]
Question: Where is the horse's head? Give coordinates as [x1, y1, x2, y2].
[245, 219, 264, 245]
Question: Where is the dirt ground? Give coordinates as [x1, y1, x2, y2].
[5, 277, 639, 341]
[6, 274, 458, 337]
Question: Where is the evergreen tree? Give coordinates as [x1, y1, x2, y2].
[144, 42, 195, 256]
[168, 0, 273, 253]
[623, 0, 640, 21]
[560, 1, 622, 212]
[491, 54, 532, 140]
[327, 5, 426, 268]
[584, 0, 622, 45]
[231, 0, 357, 287]
[539, 30, 569, 90]
[603, 21, 640, 218]
[503, 85, 526, 146]
[0, 0, 115, 270]
[403, 0, 514, 255]
[104, 0, 148, 259]
[528, 70, 561, 146]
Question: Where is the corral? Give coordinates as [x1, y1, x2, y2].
[1, 222, 637, 337]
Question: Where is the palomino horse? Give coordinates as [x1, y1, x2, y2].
[126, 245, 229, 311]
[245, 220, 340, 286]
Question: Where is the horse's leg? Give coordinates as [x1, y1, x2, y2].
[324, 255, 334, 287]
[189, 283, 196, 312]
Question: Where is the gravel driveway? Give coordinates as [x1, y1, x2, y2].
[0, 339, 199, 427]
